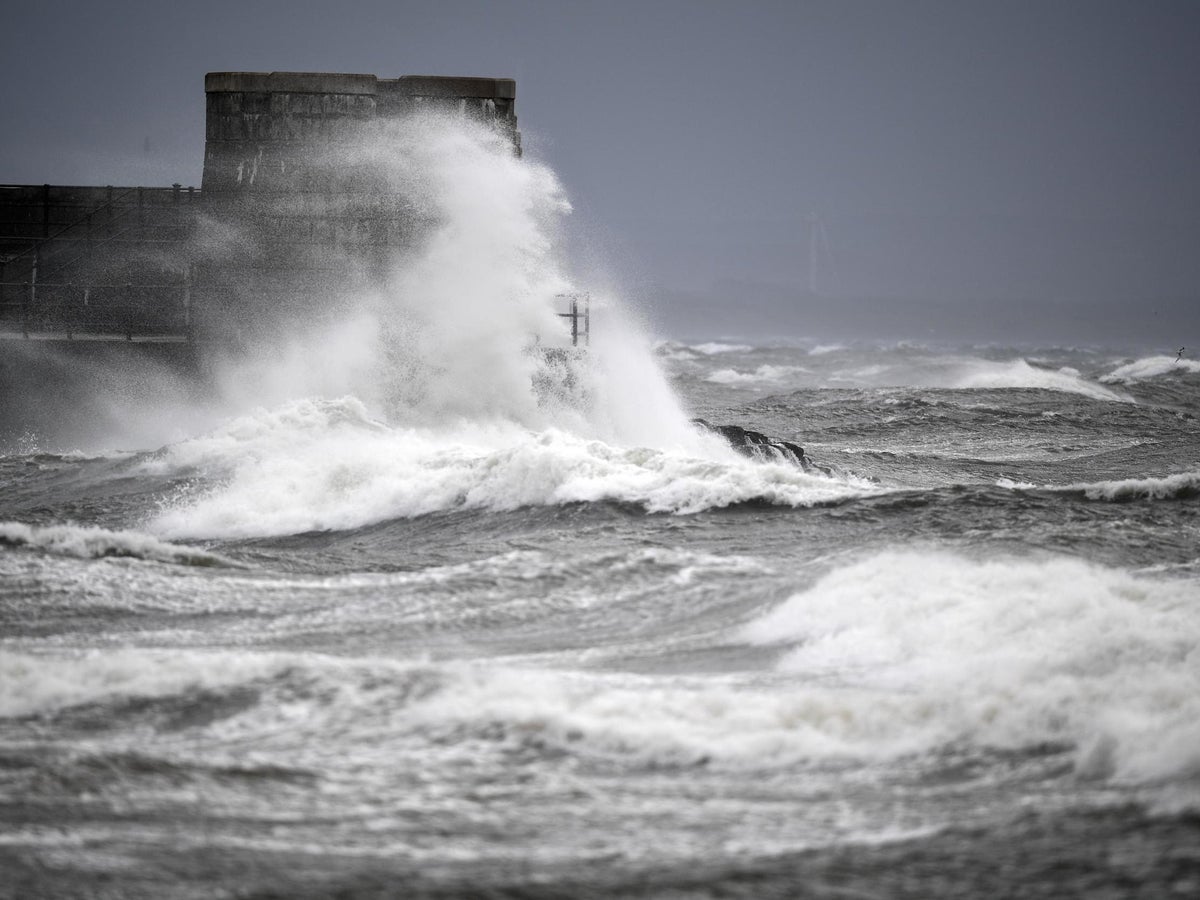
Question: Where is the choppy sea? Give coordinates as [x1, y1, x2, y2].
[2, 338, 1198, 898]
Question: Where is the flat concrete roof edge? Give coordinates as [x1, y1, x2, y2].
[381, 76, 516, 99]
[205, 72, 378, 94]
[206, 72, 516, 99]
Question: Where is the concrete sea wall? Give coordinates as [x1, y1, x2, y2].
[0, 71, 520, 442]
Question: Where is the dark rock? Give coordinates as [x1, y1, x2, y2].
[692, 418, 826, 473]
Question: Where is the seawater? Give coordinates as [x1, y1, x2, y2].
[2, 118, 1199, 898]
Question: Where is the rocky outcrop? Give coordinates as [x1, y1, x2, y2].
[692, 418, 825, 473]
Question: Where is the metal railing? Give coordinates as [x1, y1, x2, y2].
[0, 278, 191, 341]
[0, 184, 199, 276]
[0, 185, 138, 260]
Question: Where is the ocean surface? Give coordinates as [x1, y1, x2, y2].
[3, 118, 1200, 897]
[2, 341, 1198, 898]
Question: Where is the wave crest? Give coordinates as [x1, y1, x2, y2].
[1071, 471, 1200, 502]
[1101, 355, 1200, 384]
[952, 359, 1129, 401]
[740, 550, 1200, 784]
[0, 521, 236, 567]
[705, 365, 809, 386]
[149, 415, 875, 539]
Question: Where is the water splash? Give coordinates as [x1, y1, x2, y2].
[206, 111, 709, 452]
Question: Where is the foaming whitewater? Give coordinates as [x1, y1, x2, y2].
[1069, 471, 1200, 502]
[682, 347, 1131, 402]
[1101, 354, 1200, 384]
[140, 114, 868, 539]
[0, 650, 291, 719]
[950, 358, 1130, 401]
[741, 551, 1200, 783]
[706, 364, 810, 386]
[147, 397, 871, 539]
[0, 521, 234, 566]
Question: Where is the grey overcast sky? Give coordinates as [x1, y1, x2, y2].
[2, 0, 1197, 344]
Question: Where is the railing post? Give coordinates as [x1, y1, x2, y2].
[27, 246, 39, 336]
[183, 265, 192, 341]
[125, 282, 134, 340]
[41, 184, 50, 238]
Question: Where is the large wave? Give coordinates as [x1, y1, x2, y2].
[123, 114, 882, 540]
[14, 543, 1197, 789]
[996, 471, 1200, 502]
[950, 358, 1129, 401]
[1068, 471, 1200, 502]
[1101, 354, 1200, 384]
[693, 353, 1129, 401]
[8, 549, 1196, 787]
[146, 397, 874, 539]
[740, 550, 1200, 784]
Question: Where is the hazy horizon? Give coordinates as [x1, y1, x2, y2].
[2, 0, 1197, 346]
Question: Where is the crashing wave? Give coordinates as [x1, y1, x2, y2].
[690, 342, 752, 355]
[0, 521, 237, 567]
[739, 549, 1200, 784]
[952, 359, 1129, 401]
[1101, 355, 1200, 384]
[704, 365, 809, 386]
[145, 402, 873, 539]
[1069, 471, 1200, 502]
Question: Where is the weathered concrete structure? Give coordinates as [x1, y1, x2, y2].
[0, 71, 519, 345]
[193, 72, 519, 343]
[202, 72, 518, 194]
[0, 72, 520, 442]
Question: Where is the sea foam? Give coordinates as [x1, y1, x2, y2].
[1070, 471, 1200, 502]
[705, 365, 809, 386]
[148, 399, 874, 539]
[997, 471, 1200, 502]
[0, 521, 234, 567]
[1101, 355, 1200, 384]
[740, 550, 1200, 783]
[0, 649, 290, 718]
[951, 359, 1129, 401]
[690, 342, 752, 355]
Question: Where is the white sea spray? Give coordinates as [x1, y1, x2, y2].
[741, 550, 1200, 783]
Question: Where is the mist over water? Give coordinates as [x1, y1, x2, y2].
[3, 114, 1200, 897]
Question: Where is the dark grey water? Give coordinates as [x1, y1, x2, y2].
[2, 342, 1199, 899]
